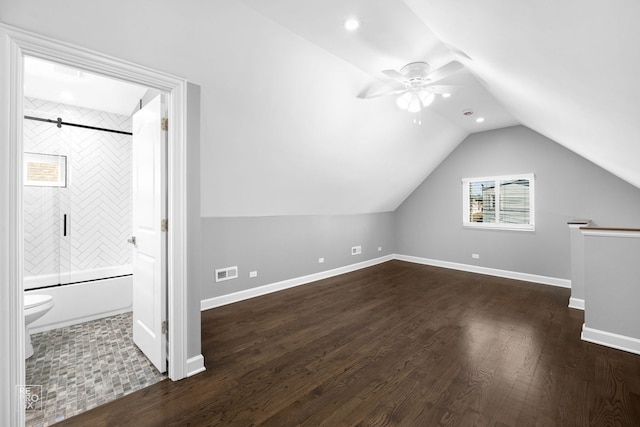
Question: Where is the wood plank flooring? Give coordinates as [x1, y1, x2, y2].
[55, 260, 640, 426]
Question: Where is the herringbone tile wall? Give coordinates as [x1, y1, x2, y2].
[24, 97, 133, 285]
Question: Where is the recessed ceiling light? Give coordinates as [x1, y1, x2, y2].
[344, 18, 360, 31]
[442, 93, 451, 98]
[476, 117, 485, 123]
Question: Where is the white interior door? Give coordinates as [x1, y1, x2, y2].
[131, 95, 167, 373]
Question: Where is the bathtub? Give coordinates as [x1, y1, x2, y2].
[24, 265, 133, 333]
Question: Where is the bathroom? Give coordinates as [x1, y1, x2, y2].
[22, 56, 166, 425]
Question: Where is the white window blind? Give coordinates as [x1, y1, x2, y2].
[462, 174, 534, 231]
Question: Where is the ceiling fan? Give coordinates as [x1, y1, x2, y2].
[364, 60, 463, 113]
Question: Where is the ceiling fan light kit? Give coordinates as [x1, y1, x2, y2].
[407, 96, 421, 113]
[366, 60, 464, 116]
[418, 92, 435, 106]
[396, 91, 435, 113]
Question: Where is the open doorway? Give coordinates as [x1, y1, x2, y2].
[1, 24, 194, 427]
[22, 56, 167, 424]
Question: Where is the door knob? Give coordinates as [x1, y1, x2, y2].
[127, 236, 137, 245]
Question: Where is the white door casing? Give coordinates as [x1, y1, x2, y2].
[131, 95, 167, 373]
[1, 23, 195, 427]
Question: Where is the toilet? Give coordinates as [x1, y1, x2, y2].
[24, 294, 54, 358]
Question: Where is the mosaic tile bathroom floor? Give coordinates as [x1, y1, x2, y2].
[25, 312, 166, 426]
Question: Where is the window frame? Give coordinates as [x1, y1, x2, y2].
[462, 173, 535, 231]
[24, 152, 67, 187]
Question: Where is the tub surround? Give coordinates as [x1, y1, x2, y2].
[23, 97, 134, 332]
[23, 97, 132, 290]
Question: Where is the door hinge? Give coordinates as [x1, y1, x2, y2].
[161, 219, 168, 232]
[161, 117, 168, 131]
[162, 320, 168, 335]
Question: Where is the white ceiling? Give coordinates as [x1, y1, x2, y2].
[5, 0, 640, 216]
[404, 0, 640, 191]
[239, 0, 519, 133]
[235, 0, 640, 198]
[24, 56, 147, 116]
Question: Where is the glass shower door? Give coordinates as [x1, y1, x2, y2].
[23, 103, 71, 289]
[58, 122, 72, 286]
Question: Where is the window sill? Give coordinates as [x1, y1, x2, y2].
[463, 223, 535, 232]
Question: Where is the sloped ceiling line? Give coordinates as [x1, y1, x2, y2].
[7, 0, 639, 219]
[404, 0, 640, 190]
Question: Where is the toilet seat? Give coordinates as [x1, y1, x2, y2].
[24, 294, 53, 310]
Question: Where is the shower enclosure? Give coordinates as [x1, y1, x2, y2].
[23, 96, 134, 291]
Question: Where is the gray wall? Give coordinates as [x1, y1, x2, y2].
[584, 232, 640, 340]
[200, 213, 395, 300]
[395, 125, 640, 280]
[186, 83, 202, 359]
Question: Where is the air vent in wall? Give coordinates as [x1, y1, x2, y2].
[215, 266, 238, 283]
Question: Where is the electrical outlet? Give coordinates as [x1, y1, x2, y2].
[318, 257, 325, 263]
[249, 271, 257, 278]
[351, 246, 362, 255]
[472, 254, 480, 259]
[378, 246, 382, 252]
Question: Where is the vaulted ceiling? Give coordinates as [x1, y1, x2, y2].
[406, 0, 640, 192]
[3, 1, 639, 216]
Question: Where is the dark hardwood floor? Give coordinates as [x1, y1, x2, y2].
[56, 260, 640, 426]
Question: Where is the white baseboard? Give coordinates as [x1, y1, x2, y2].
[186, 354, 206, 377]
[581, 324, 640, 356]
[201, 253, 571, 311]
[201, 255, 394, 311]
[568, 297, 585, 310]
[394, 254, 571, 288]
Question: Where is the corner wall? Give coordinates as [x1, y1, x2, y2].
[395, 125, 640, 281]
[186, 83, 202, 364]
[200, 213, 395, 303]
[0, 25, 17, 426]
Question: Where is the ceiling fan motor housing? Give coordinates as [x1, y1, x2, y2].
[400, 62, 432, 89]
[400, 62, 431, 78]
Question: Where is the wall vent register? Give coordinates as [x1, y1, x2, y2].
[215, 266, 238, 283]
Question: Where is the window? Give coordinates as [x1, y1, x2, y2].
[462, 173, 534, 231]
[24, 152, 67, 187]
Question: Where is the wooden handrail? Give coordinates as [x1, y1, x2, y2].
[579, 226, 640, 232]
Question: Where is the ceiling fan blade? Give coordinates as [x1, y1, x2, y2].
[423, 85, 462, 95]
[382, 69, 408, 83]
[425, 60, 463, 83]
[359, 88, 406, 99]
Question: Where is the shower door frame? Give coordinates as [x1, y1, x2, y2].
[1, 23, 193, 426]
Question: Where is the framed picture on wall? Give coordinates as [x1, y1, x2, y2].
[24, 152, 67, 187]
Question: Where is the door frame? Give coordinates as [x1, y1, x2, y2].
[0, 23, 190, 426]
